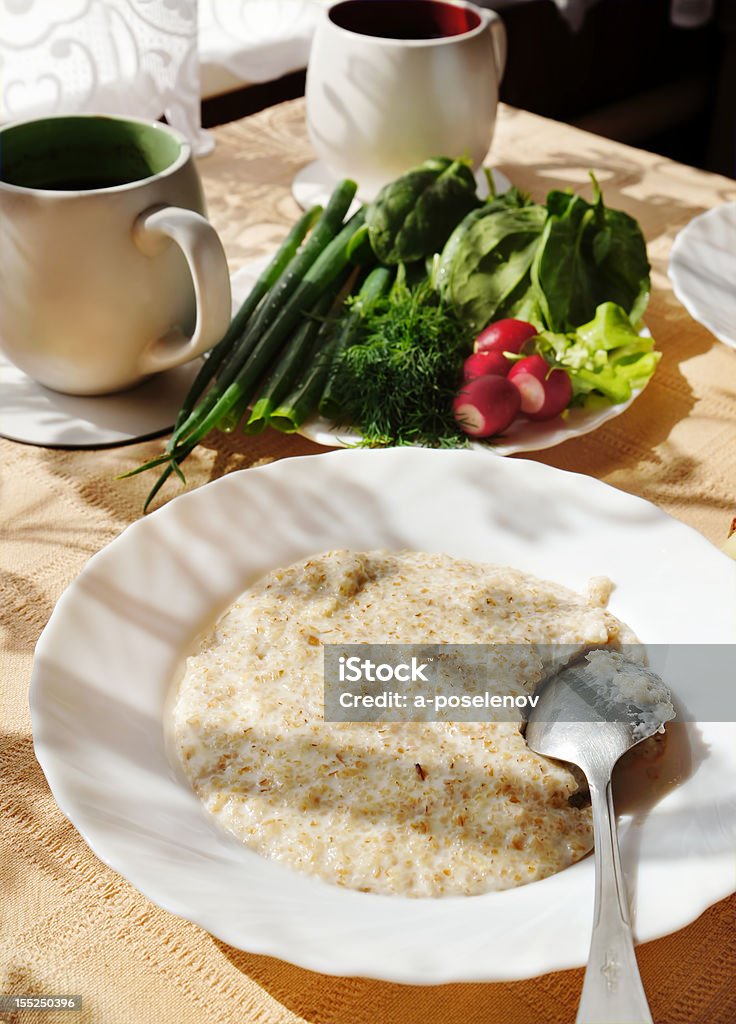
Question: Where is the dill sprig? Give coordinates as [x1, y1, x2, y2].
[330, 276, 471, 447]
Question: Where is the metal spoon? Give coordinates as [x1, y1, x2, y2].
[525, 649, 675, 1024]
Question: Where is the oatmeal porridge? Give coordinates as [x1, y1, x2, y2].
[172, 550, 636, 897]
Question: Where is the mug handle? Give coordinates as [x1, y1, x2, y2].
[133, 204, 231, 375]
[485, 10, 508, 81]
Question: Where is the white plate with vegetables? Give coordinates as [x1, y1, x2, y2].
[229, 271, 651, 456]
[249, 162, 656, 455]
[298, 384, 644, 455]
[32, 448, 736, 983]
[127, 159, 660, 508]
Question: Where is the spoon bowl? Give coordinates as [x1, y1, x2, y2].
[527, 649, 675, 777]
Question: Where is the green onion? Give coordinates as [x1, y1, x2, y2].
[240, 274, 350, 435]
[230, 179, 357, 353]
[270, 265, 392, 433]
[269, 343, 338, 434]
[165, 178, 358, 455]
[169, 203, 322, 443]
[122, 182, 362, 502]
[171, 207, 366, 443]
[318, 265, 393, 420]
[126, 205, 368, 510]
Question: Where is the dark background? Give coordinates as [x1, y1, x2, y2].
[202, 0, 736, 180]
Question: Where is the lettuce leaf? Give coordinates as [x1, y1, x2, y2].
[533, 302, 660, 405]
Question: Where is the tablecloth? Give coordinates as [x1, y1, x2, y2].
[1, 99, 735, 1024]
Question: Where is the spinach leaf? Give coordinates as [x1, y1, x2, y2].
[366, 157, 480, 265]
[437, 203, 547, 331]
[426, 166, 649, 336]
[532, 176, 650, 331]
[591, 187, 650, 325]
[495, 272, 546, 326]
[531, 194, 598, 331]
[436, 188, 530, 291]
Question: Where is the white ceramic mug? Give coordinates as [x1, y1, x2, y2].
[0, 114, 231, 396]
[305, 0, 507, 199]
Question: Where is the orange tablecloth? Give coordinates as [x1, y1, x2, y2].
[1, 100, 735, 1023]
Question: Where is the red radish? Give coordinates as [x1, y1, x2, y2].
[507, 354, 572, 421]
[463, 350, 510, 381]
[452, 375, 521, 438]
[473, 318, 538, 356]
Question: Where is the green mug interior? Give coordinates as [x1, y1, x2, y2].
[0, 116, 181, 191]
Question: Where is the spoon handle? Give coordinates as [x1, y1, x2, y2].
[576, 777, 653, 1024]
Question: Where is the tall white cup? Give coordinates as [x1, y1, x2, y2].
[306, 0, 507, 199]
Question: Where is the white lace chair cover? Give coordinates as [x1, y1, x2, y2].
[0, 0, 211, 154]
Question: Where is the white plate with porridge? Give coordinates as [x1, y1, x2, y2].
[30, 448, 736, 983]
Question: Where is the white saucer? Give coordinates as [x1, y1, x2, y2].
[669, 203, 736, 350]
[292, 159, 512, 211]
[0, 353, 203, 449]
